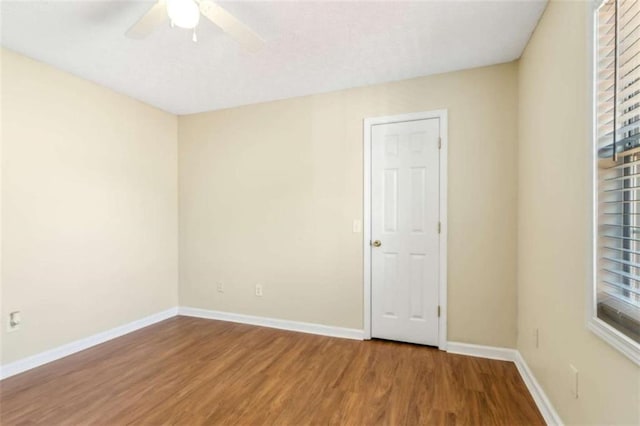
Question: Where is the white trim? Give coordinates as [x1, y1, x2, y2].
[0, 307, 178, 380]
[0, 305, 562, 426]
[447, 342, 563, 426]
[588, 0, 598, 355]
[587, 318, 640, 364]
[446, 341, 517, 361]
[363, 117, 372, 340]
[439, 111, 449, 350]
[0, 307, 362, 380]
[514, 352, 564, 426]
[362, 109, 448, 350]
[179, 307, 364, 340]
[588, 0, 640, 366]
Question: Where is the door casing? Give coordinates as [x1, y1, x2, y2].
[363, 110, 448, 350]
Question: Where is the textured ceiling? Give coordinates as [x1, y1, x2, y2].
[0, 0, 547, 115]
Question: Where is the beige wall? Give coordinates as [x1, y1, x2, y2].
[179, 62, 519, 348]
[0, 47, 4, 368]
[2, 8, 638, 423]
[518, 1, 640, 424]
[1, 49, 179, 364]
[2, 5, 638, 421]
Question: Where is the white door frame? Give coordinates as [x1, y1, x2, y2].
[363, 110, 448, 350]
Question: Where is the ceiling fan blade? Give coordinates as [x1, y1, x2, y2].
[126, 0, 168, 39]
[199, 0, 265, 52]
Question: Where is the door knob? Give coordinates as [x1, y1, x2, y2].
[372, 240, 382, 247]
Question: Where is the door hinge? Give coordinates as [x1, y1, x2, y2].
[438, 305, 441, 317]
[438, 222, 441, 234]
[438, 137, 442, 149]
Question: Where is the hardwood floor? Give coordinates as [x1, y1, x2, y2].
[0, 316, 544, 425]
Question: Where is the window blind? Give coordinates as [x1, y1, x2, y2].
[597, 0, 640, 343]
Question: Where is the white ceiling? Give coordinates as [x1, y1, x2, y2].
[0, 0, 547, 115]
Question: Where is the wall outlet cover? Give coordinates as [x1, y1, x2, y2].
[569, 364, 579, 399]
[8, 311, 21, 332]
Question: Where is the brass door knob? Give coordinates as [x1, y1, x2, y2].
[372, 240, 382, 247]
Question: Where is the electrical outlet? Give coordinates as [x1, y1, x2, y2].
[534, 328, 539, 349]
[216, 282, 224, 293]
[7, 311, 21, 332]
[569, 364, 579, 399]
[255, 284, 263, 297]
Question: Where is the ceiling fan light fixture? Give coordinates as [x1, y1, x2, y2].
[166, 0, 200, 29]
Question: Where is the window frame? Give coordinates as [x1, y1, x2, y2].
[590, 0, 640, 366]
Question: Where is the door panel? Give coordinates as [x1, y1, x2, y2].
[371, 118, 440, 346]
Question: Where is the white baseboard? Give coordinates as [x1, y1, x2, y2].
[179, 306, 364, 340]
[1, 306, 361, 381]
[0, 307, 178, 380]
[0, 307, 561, 426]
[447, 341, 517, 361]
[447, 341, 562, 426]
[514, 351, 564, 426]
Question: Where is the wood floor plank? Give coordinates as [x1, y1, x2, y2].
[0, 316, 545, 425]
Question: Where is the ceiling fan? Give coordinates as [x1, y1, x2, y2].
[126, 0, 264, 52]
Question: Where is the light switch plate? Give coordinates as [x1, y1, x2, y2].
[352, 219, 362, 233]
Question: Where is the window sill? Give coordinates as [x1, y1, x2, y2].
[588, 317, 640, 366]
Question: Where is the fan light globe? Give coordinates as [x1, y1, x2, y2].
[166, 0, 200, 29]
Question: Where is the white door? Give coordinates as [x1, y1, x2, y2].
[371, 118, 440, 346]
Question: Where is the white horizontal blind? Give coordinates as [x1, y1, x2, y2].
[597, 0, 640, 343]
